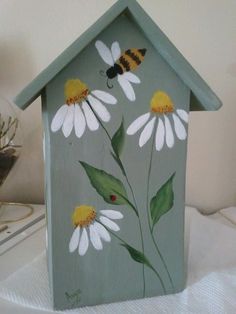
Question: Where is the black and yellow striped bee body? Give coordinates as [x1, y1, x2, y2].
[106, 48, 146, 79]
[118, 48, 146, 73]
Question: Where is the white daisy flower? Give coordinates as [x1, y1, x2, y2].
[69, 205, 123, 256]
[51, 79, 117, 138]
[127, 91, 189, 151]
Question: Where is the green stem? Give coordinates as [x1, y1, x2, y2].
[146, 134, 174, 292]
[114, 190, 138, 217]
[138, 219, 146, 296]
[98, 220, 165, 294]
[117, 162, 146, 297]
[122, 173, 146, 297]
[149, 266, 166, 294]
[96, 116, 112, 141]
[87, 101, 146, 296]
[150, 230, 174, 290]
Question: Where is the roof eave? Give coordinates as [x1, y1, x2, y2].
[14, 0, 222, 111]
[14, 0, 130, 109]
[126, 1, 222, 111]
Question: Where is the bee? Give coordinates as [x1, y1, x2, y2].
[95, 40, 146, 101]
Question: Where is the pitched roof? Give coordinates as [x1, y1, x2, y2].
[14, 0, 222, 111]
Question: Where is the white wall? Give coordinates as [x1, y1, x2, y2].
[0, 0, 235, 212]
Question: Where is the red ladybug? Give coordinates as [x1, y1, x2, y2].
[110, 195, 117, 202]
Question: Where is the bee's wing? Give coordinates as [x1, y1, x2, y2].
[111, 41, 121, 62]
[122, 72, 141, 84]
[117, 74, 136, 102]
[95, 40, 114, 66]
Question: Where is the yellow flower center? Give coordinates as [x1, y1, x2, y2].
[65, 79, 89, 105]
[72, 205, 96, 227]
[150, 91, 174, 114]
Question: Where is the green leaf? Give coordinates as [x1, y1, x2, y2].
[121, 243, 153, 270]
[80, 161, 128, 206]
[111, 118, 125, 157]
[150, 173, 175, 229]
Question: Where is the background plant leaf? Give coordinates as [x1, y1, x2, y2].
[121, 243, 153, 270]
[150, 173, 175, 229]
[80, 161, 128, 206]
[111, 118, 125, 157]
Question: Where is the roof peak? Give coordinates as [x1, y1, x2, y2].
[14, 0, 222, 111]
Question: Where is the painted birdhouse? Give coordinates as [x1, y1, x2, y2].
[14, 0, 222, 310]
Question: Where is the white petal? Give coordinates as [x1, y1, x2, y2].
[51, 105, 68, 132]
[127, 112, 151, 135]
[82, 101, 99, 131]
[78, 228, 89, 256]
[111, 41, 121, 61]
[100, 210, 123, 220]
[155, 118, 165, 151]
[91, 90, 117, 105]
[95, 40, 114, 66]
[62, 105, 74, 137]
[164, 115, 174, 148]
[89, 224, 103, 250]
[172, 113, 187, 140]
[118, 74, 136, 101]
[139, 117, 156, 147]
[74, 104, 86, 138]
[87, 95, 111, 122]
[122, 72, 140, 84]
[69, 226, 80, 253]
[176, 109, 189, 123]
[94, 222, 111, 242]
[100, 216, 120, 232]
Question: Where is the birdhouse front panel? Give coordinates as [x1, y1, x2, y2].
[41, 12, 190, 310]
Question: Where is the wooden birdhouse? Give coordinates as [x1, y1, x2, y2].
[14, 0, 222, 310]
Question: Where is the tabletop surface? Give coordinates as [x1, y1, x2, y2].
[0, 205, 235, 314]
[0, 224, 46, 313]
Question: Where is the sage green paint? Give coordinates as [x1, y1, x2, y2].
[13, 0, 222, 311]
[14, 0, 222, 111]
[43, 13, 190, 310]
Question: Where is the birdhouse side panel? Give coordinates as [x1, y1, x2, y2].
[42, 12, 190, 310]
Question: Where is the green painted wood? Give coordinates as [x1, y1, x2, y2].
[14, 0, 222, 111]
[14, 0, 126, 110]
[125, 0, 222, 111]
[41, 89, 54, 302]
[43, 13, 190, 310]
